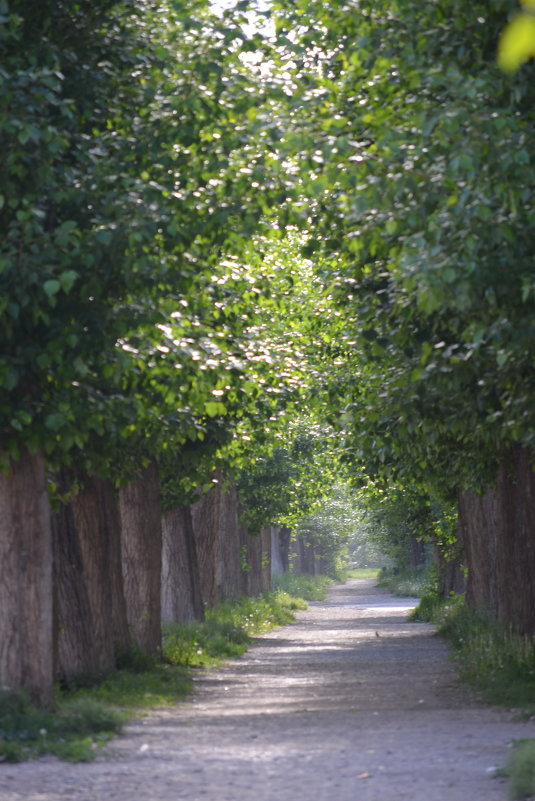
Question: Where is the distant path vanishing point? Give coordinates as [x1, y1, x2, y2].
[2, 578, 534, 801]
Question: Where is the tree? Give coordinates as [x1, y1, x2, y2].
[0, 0, 301, 698]
[272, 0, 535, 629]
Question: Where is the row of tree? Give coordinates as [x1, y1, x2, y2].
[0, 1, 339, 704]
[2, 0, 535, 704]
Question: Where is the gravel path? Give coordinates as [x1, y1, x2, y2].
[2, 578, 534, 801]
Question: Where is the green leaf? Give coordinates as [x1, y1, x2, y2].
[43, 279, 61, 298]
[60, 270, 78, 293]
[204, 401, 227, 417]
[45, 413, 66, 432]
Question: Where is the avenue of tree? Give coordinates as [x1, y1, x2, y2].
[1, 0, 534, 704]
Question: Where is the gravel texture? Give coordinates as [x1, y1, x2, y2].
[2, 578, 534, 801]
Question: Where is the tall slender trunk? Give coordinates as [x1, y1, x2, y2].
[161, 505, 204, 624]
[458, 446, 535, 635]
[0, 449, 53, 706]
[119, 461, 162, 655]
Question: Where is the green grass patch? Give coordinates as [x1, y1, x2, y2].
[347, 568, 382, 579]
[163, 589, 305, 667]
[439, 605, 535, 714]
[377, 566, 433, 597]
[272, 571, 333, 601]
[502, 739, 535, 800]
[0, 689, 126, 763]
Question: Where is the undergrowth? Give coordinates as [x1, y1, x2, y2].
[377, 565, 434, 597]
[0, 588, 307, 763]
[411, 594, 535, 714]
[502, 739, 535, 800]
[272, 571, 333, 601]
[347, 568, 382, 579]
[163, 589, 306, 667]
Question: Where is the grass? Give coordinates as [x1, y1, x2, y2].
[0, 690, 127, 763]
[411, 594, 535, 714]
[272, 571, 333, 601]
[163, 589, 306, 668]
[0, 588, 308, 763]
[502, 739, 535, 800]
[346, 568, 382, 579]
[377, 565, 434, 597]
[411, 591, 535, 800]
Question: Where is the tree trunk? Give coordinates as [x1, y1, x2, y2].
[279, 528, 291, 573]
[0, 449, 54, 706]
[119, 461, 162, 655]
[290, 535, 316, 575]
[289, 535, 303, 575]
[191, 483, 222, 608]
[260, 527, 272, 593]
[458, 446, 535, 635]
[433, 542, 466, 599]
[301, 537, 316, 575]
[458, 485, 500, 618]
[161, 505, 204, 624]
[53, 472, 130, 682]
[270, 526, 285, 577]
[241, 527, 261, 596]
[52, 472, 99, 682]
[218, 485, 242, 601]
[408, 537, 427, 569]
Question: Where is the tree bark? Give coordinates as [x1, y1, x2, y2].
[218, 484, 242, 602]
[458, 446, 535, 635]
[279, 528, 291, 573]
[433, 542, 466, 599]
[119, 461, 162, 655]
[260, 527, 272, 593]
[270, 526, 285, 577]
[0, 449, 54, 706]
[53, 472, 130, 682]
[408, 537, 427, 570]
[52, 473, 99, 682]
[191, 483, 222, 608]
[458, 484, 500, 618]
[290, 535, 316, 575]
[241, 526, 260, 596]
[161, 505, 204, 624]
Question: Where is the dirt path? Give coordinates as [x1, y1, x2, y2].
[2, 578, 534, 801]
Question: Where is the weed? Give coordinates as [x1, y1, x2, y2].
[377, 565, 434, 597]
[503, 739, 535, 799]
[272, 572, 332, 601]
[163, 590, 304, 667]
[347, 568, 382, 579]
[58, 697, 125, 736]
[0, 689, 126, 764]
